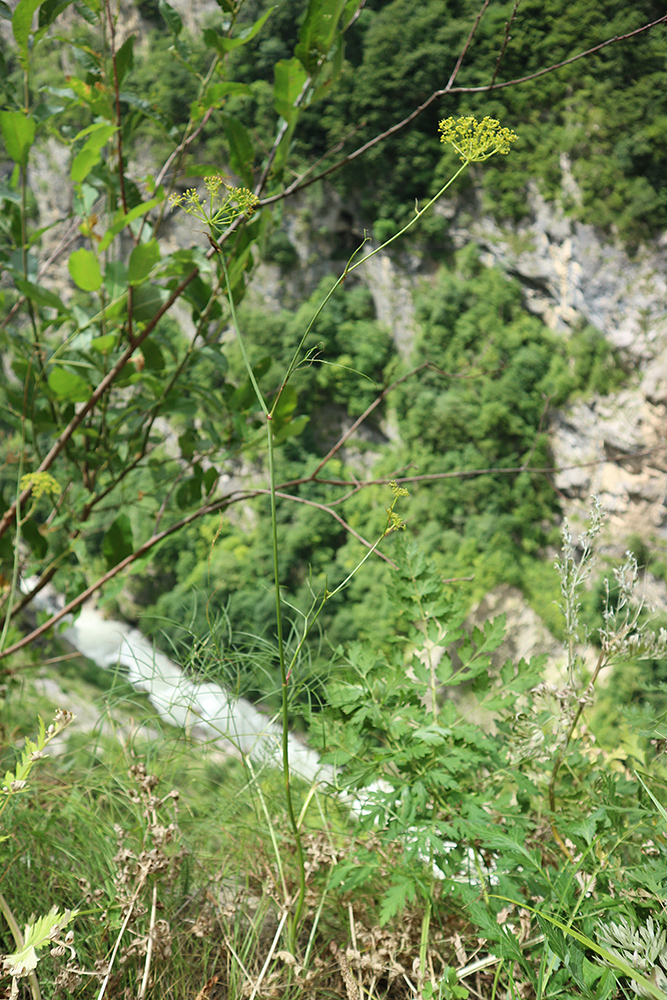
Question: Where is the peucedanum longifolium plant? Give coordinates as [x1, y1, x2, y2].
[170, 116, 518, 955]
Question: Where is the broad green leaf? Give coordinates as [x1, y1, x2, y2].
[102, 514, 134, 570]
[221, 113, 254, 188]
[23, 518, 48, 559]
[295, 0, 348, 74]
[90, 333, 116, 353]
[98, 198, 161, 251]
[115, 33, 134, 86]
[203, 8, 272, 53]
[47, 367, 90, 402]
[0, 110, 35, 167]
[103, 260, 128, 300]
[159, 0, 181, 36]
[14, 277, 67, 313]
[141, 337, 164, 371]
[273, 414, 309, 443]
[199, 343, 228, 374]
[342, 0, 361, 28]
[38, 0, 75, 30]
[273, 58, 308, 122]
[128, 239, 160, 285]
[71, 122, 117, 183]
[68, 248, 102, 291]
[203, 81, 250, 107]
[272, 385, 297, 421]
[203, 467, 217, 493]
[12, 0, 42, 64]
[132, 282, 167, 322]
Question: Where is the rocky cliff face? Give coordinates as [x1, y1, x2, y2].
[458, 182, 667, 579]
[256, 178, 667, 564]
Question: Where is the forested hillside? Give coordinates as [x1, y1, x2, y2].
[2, 2, 667, 997]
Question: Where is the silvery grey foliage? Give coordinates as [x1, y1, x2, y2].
[598, 917, 667, 997]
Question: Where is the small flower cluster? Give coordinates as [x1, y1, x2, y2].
[19, 471, 61, 500]
[385, 481, 410, 533]
[438, 115, 518, 163]
[169, 175, 259, 240]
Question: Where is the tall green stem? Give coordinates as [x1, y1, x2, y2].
[222, 260, 306, 952]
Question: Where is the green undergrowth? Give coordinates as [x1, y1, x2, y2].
[3, 514, 667, 1000]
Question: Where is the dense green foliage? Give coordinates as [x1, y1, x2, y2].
[2, 1, 667, 996]
[140, 246, 623, 669]
[226, 0, 667, 242]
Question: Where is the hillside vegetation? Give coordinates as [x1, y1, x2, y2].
[1, 1, 667, 997]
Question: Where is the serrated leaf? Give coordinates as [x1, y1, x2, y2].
[294, 0, 348, 74]
[379, 874, 417, 925]
[159, 0, 181, 35]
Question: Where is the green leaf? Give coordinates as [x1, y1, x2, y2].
[203, 467, 217, 494]
[47, 367, 90, 403]
[115, 33, 134, 86]
[98, 198, 161, 251]
[273, 413, 308, 444]
[132, 282, 167, 322]
[273, 57, 308, 122]
[159, 0, 181, 36]
[294, 0, 348, 74]
[38, 0, 75, 30]
[90, 333, 116, 353]
[379, 873, 417, 925]
[68, 248, 102, 291]
[102, 514, 134, 570]
[141, 337, 164, 371]
[203, 7, 272, 53]
[14, 277, 68, 313]
[23, 518, 48, 559]
[0, 110, 36, 167]
[221, 113, 254, 187]
[128, 239, 160, 285]
[3, 907, 77, 978]
[12, 0, 42, 64]
[492, 896, 667, 1000]
[71, 122, 117, 183]
[202, 81, 251, 107]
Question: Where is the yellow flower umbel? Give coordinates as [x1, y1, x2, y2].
[19, 472, 61, 501]
[169, 175, 259, 243]
[438, 115, 518, 163]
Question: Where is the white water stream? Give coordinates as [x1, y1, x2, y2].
[32, 588, 332, 785]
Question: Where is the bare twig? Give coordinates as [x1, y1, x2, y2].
[257, 14, 667, 208]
